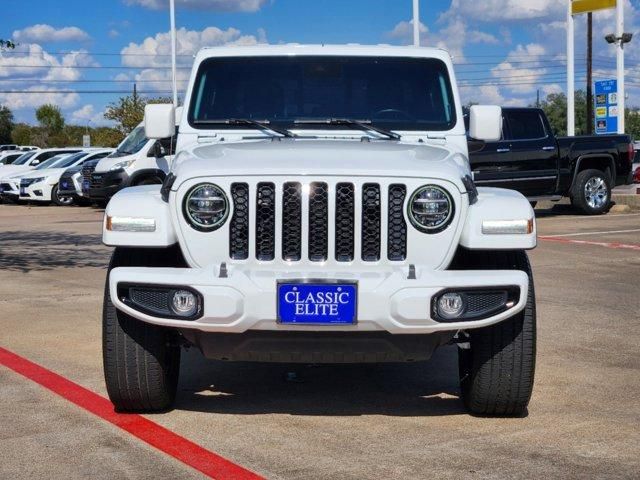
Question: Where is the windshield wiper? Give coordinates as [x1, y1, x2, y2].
[293, 118, 401, 140]
[193, 118, 296, 138]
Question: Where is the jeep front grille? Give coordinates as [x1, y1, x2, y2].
[229, 181, 408, 263]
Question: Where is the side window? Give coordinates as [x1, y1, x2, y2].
[505, 111, 546, 141]
[88, 152, 110, 161]
[159, 136, 177, 156]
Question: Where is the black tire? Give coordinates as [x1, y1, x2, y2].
[135, 176, 163, 186]
[571, 168, 611, 215]
[103, 248, 181, 412]
[457, 250, 536, 417]
[51, 184, 74, 206]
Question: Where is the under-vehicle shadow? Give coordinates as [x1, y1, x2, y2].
[174, 345, 466, 417]
[0, 230, 110, 272]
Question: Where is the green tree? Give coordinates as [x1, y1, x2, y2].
[625, 108, 640, 142]
[104, 95, 172, 134]
[11, 123, 32, 145]
[537, 90, 588, 137]
[0, 106, 14, 144]
[35, 104, 65, 134]
[0, 39, 16, 50]
[92, 127, 125, 147]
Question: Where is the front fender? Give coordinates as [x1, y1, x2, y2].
[102, 185, 177, 247]
[460, 187, 536, 250]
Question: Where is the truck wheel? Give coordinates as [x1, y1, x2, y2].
[102, 248, 181, 412]
[571, 169, 611, 215]
[51, 184, 74, 206]
[457, 250, 536, 416]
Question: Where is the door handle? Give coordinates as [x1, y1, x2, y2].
[497, 148, 511, 153]
[542, 146, 555, 151]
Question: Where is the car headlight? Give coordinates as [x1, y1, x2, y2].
[408, 185, 454, 233]
[31, 177, 45, 184]
[183, 183, 229, 231]
[110, 159, 135, 171]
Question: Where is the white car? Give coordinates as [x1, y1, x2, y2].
[1, 153, 76, 202]
[102, 45, 537, 416]
[18, 149, 113, 205]
[0, 151, 24, 165]
[0, 147, 82, 177]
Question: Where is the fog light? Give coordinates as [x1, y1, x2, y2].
[171, 290, 197, 317]
[437, 293, 465, 320]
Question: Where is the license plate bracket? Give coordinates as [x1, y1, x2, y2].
[277, 281, 357, 325]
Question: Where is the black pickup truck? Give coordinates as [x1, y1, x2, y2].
[468, 108, 634, 214]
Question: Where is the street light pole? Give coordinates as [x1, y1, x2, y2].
[169, 0, 178, 107]
[413, 0, 420, 47]
[567, 0, 575, 136]
[616, 0, 625, 134]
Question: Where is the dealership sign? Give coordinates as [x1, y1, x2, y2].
[572, 0, 616, 15]
[594, 80, 618, 135]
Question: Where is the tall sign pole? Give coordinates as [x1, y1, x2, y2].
[586, 13, 593, 135]
[567, 1, 575, 136]
[169, 0, 178, 107]
[413, 0, 420, 46]
[616, 0, 625, 133]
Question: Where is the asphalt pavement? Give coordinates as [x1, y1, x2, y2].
[1, 203, 639, 479]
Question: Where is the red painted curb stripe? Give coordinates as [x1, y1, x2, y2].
[0, 346, 263, 480]
[540, 236, 640, 251]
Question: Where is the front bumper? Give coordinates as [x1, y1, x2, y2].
[59, 175, 82, 198]
[0, 181, 20, 201]
[109, 265, 529, 334]
[19, 182, 52, 201]
[87, 169, 130, 200]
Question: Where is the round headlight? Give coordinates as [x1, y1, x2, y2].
[408, 185, 454, 233]
[183, 183, 229, 231]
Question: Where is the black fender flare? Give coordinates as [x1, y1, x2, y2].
[128, 169, 167, 187]
[571, 153, 616, 187]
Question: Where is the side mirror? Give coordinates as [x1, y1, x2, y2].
[145, 104, 175, 139]
[469, 105, 502, 142]
[31, 159, 40, 166]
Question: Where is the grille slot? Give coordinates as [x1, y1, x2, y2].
[130, 288, 170, 315]
[387, 184, 407, 261]
[308, 182, 329, 262]
[361, 183, 381, 262]
[229, 183, 249, 260]
[335, 183, 355, 262]
[255, 182, 276, 261]
[282, 182, 302, 261]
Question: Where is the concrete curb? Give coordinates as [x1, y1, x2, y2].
[612, 194, 640, 208]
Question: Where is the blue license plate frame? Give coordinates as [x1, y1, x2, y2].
[277, 281, 358, 325]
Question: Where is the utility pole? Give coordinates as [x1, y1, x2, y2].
[536, 89, 540, 108]
[586, 12, 593, 134]
[133, 83, 138, 104]
[412, 0, 420, 47]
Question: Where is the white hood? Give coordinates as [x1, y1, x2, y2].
[0, 165, 34, 179]
[172, 139, 470, 191]
[20, 167, 66, 182]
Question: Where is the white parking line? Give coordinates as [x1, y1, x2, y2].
[543, 229, 640, 238]
[537, 213, 640, 221]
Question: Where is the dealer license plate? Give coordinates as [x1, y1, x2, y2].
[277, 282, 357, 325]
[20, 187, 26, 196]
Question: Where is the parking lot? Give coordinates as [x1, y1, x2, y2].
[1, 203, 639, 479]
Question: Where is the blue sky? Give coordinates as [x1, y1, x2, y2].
[3, 0, 639, 125]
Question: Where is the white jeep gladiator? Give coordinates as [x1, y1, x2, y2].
[102, 45, 537, 416]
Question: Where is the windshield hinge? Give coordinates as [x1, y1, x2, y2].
[197, 135, 218, 143]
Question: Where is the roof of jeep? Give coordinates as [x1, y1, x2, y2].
[194, 44, 452, 62]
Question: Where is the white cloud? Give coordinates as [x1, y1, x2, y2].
[444, 0, 564, 22]
[124, 0, 268, 12]
[0, 86, 79, 110]
[385, 17, 498, 60]
[13, 24, 91, 43]
[0, 44, 98, 82]
[120, 26, 266, 93]
[71, 104, 111, 125]
[491, 43, 548, 94]
[108, 29, 120, 38]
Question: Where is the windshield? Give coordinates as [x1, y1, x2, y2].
[51, 151, 88, 169]
[113, 126, 148, 157]
[12, 151, 37, 165]
[35, 155, 70, 170]
[189, 56, 457, 132]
